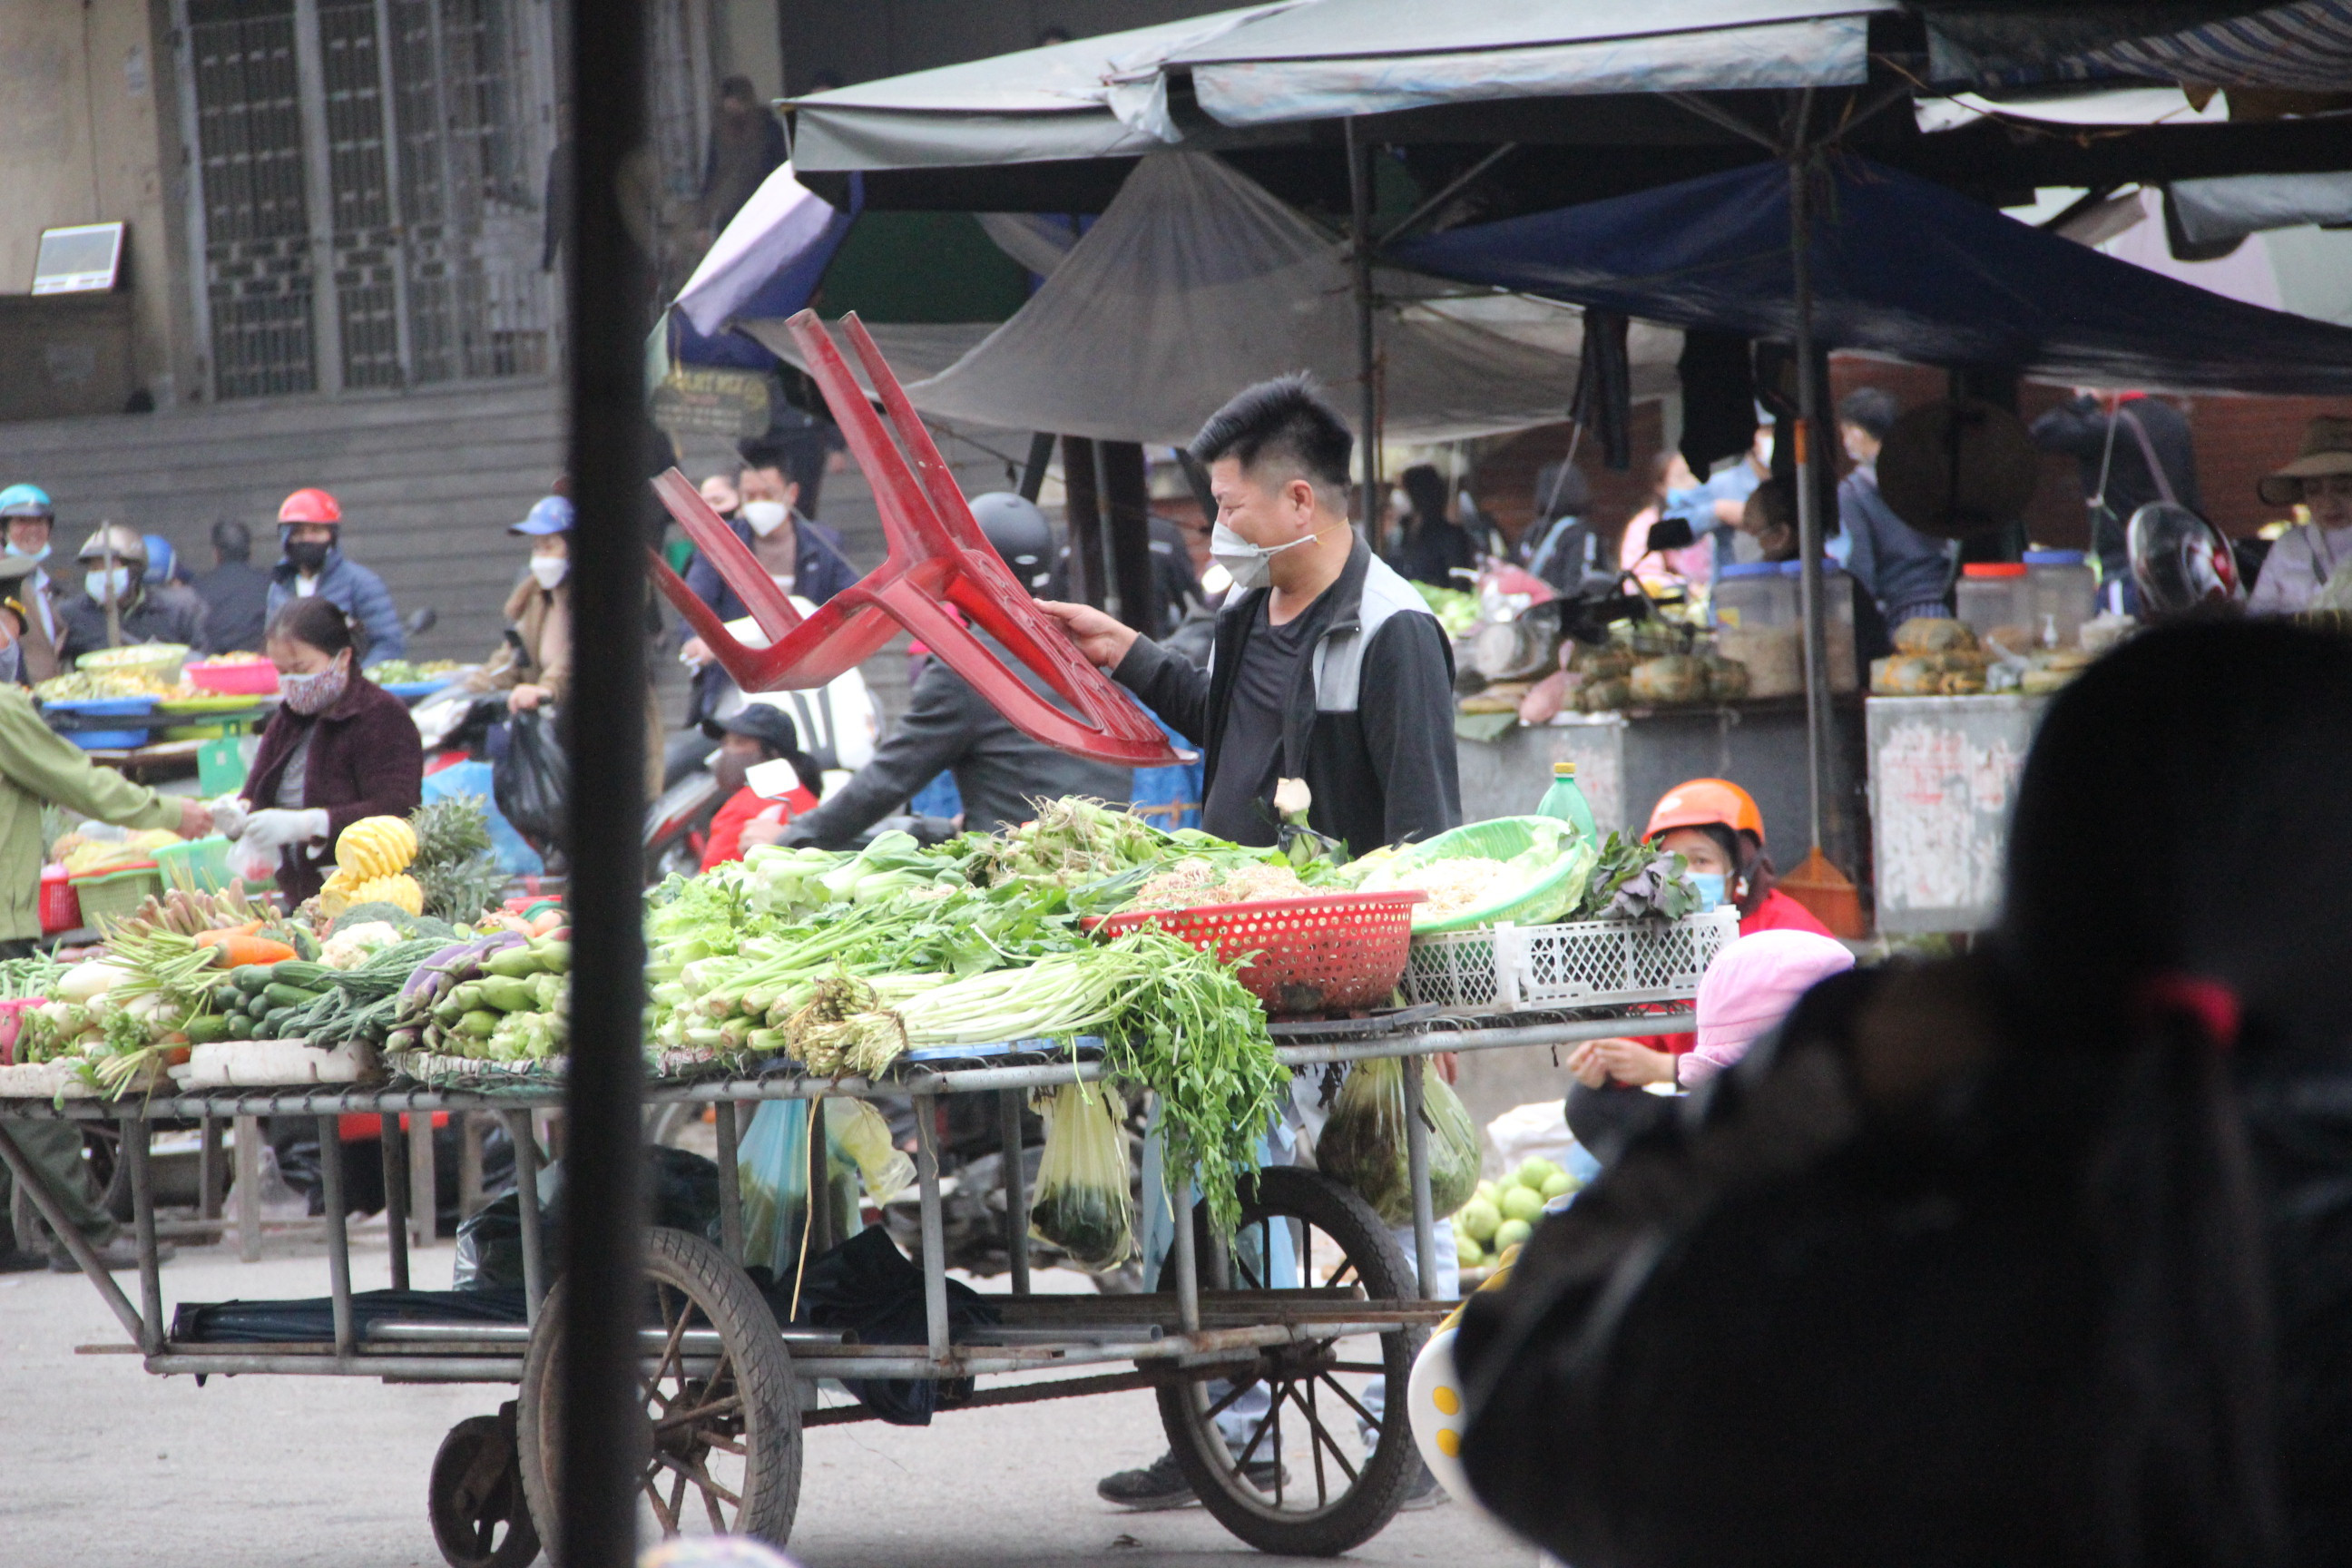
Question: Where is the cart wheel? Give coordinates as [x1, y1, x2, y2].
[428, 1408, 541, 1568]
[1154, 1166, 1424, 1556]
[515, 1226, 800, 1563]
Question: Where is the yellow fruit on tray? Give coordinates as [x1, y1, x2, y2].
[334, 816, 417, 880]
[348, 872, 424, 916]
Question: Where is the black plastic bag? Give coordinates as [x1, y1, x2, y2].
[454, 1145, 721, 1291]
[786, 1228, 998, 1426]
[494, 707, 566, 849]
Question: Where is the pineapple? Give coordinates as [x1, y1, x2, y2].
[408, 796, 506, 920]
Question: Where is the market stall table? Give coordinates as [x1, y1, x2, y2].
[0, 1001, 1690, 1563]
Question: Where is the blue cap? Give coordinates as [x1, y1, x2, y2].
[143, 534, 178, 581]
[2023, 549, 2086, 566]
[509, 495, 573, 535]
[0, 484, 53, 518]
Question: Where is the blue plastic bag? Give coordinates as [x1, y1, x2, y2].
[423, 760, 543, 876]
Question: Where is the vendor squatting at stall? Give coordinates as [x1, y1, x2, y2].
[1047, 375, 1460, 853]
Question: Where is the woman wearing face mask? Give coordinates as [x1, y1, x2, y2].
[471, 495, 666, 794]
[230, 596, 423, 903]
[1562, 779, 1829, 1156]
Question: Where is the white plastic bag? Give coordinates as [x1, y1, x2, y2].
[1028, 1083, 1133, 1271]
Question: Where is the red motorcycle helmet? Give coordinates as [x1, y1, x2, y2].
[278, 487, 342, 525]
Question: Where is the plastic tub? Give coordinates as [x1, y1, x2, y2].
[77, 642, 189, 685]
[2024, 550, 2097, 649]
[155, 835, 234, 892]
[1713, 563, 1802, 697]
[185, 658, 280, 696]
[38, 864, 80, 936]
[69, 863, 163, 928]
[0, 997, 44, 1065]
[1956, 563, 2034, 654]
[1780, 560, 1860, 692]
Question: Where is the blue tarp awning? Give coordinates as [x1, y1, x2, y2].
[1394, 156, 2352, 397]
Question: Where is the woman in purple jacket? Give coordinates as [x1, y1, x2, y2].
[231, 596, 423, 903]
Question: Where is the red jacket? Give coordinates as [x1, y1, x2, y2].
[243, 675, 425, 903]
[701, 782, 818, 870]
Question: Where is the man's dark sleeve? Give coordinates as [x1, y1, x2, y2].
[1359, 612, 1461, 846]
[1838, 474, 1881, 603]
[1111, 633, 1213, 747]
[786, 662, 979, 848]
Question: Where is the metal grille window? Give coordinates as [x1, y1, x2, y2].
[187, 0, 316, 398]
[176, 0, 561, 399]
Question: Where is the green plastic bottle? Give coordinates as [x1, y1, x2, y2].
[1535, 760, 1597, 842]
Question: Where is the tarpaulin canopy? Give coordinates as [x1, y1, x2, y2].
[1396, 156, 2352, 397]
[1934, 0, 2352, 91]
[740, 152, 1680, 446]
[674, 162, 858, 337]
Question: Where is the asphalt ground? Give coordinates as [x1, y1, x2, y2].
[0, 1228, 1535, 1568]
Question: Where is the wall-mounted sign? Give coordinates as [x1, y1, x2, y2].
[650, 367, 773, 439]
[33, 223, 126, 296]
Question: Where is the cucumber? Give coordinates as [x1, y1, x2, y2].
[264, 983, 326, 1009]
[272, 961, 332, 989]
[211, 982, 244, 1011]
[185, 1014, 230, 1045]
[232, 965, 275, 995]
[261, 1007, 294, 1037]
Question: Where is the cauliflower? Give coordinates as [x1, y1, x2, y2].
[320, 921, 403, 970]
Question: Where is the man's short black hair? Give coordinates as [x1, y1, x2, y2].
[1188, 375, 1354, 499]
[211, 518, 251, 561]
[1838, 387, 1900, 441]
[737, 438, 791, 476]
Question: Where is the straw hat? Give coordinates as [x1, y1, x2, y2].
[2258, 416, 2352, 506]
[1876, 397, 2042, 540]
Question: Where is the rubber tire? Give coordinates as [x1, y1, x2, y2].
[515, 1227, 800, 1563]
[428, 1412, 541, 1568]
[1153, 1165, 1423, 1556]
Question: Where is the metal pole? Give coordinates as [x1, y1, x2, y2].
[503, 1110, 548, 1322]
[198, 1117, 223, 1221]
[124, 1121, 165, 1353]
[1346, 118, 1381, 540]
[998, 1090, 1029, 1295]
[0, 1122, 147, 1346]
[807, 1096, 833, 1259]
[407, 1112, 436, 1250]
[318, 1115, 354, 1357]
[379, 1112, 410, 1291]
[1401, 1057, 1438, 1299]
[1788, 127, 1832, 853]
[913, 1094, 949, 1359]
[563, 0, 652, 1558]
[712, 1101, 742, 1262]
[1171, 1174, 1201, 1335]
[233, 1113, 260, 1262]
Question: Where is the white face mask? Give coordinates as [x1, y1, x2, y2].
[741, 500, 789, 538]
[529, 555, 568, 590]
[85, 566, 132, 603]
[6, 540, 49, 564]
[1209, 522, 1328, 592]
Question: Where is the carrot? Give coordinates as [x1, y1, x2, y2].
[207, 934, 298, 968]
[195, 921, 264, 949]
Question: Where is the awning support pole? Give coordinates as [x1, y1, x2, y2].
[1788, 98, 1832, 855]
[562, 0, 652, 1560]
[1346, 118, 1380, 538]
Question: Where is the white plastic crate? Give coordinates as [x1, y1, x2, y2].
[1400, 906, 1740, 1013]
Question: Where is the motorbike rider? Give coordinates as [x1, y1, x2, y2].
[265, 487, 405, 665]
[59, 525, 206, 662]
[781, 492, 1131, 846]
[0, 485, 66, 681]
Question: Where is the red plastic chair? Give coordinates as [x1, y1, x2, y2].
[647, 310, 1178, 768]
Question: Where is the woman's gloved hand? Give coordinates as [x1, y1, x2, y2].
[209, 796, 250, 840]
[239, 808, 331, 853]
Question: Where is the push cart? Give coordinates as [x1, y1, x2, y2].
[0, 1003, 1690, 1565]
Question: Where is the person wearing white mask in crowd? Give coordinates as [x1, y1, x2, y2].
[678, 439, 859, 730]
[468, 495, 663, 793]
[0, 485, 66, 682]
[58, 524, 205, 662]
[1045, 375, 1459, 853]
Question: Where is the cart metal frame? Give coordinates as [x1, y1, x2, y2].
[0, 1004, 1688, 1554]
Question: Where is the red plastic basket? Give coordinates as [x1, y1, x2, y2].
[38, 865, 80, 936]
[1086, 891, 1426, 1016]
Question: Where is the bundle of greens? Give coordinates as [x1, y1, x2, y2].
[1027, 1082, 1134, 1271]
[1314, 1056, 1481, 1228]
[1580, 832, 1704, 922]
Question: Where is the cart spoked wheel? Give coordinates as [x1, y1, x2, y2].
[516, 1227, 800, 1563]
[427, 1406, 541, 1568]
[1154, 1166, 1424, 1556]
